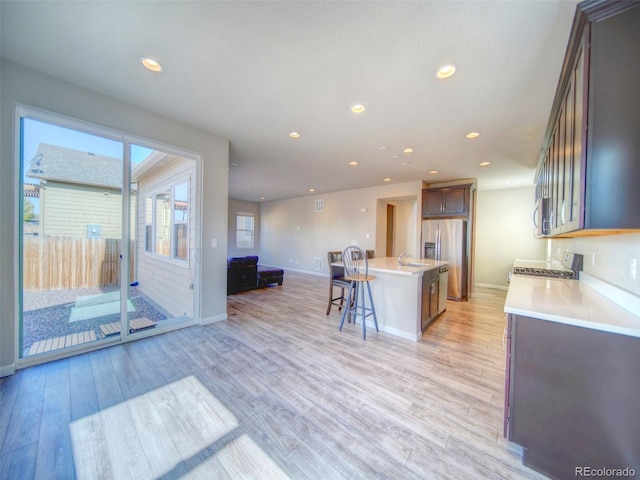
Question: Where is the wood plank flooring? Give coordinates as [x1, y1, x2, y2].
[0, 271, 547, 479]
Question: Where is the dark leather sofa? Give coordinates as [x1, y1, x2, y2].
[227, 256, 284, 295]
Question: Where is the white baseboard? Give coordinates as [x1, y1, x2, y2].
[200, 313, 228, 325]
[351, 320, 420, 342]
[475, 283, 508, 291]
[0, 362, 17, 378]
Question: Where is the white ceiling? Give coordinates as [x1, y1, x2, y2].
[1, 0, 580, 202]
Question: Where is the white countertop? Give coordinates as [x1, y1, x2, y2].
[365, 257, 449, 276]
[505, 274, 640, 338]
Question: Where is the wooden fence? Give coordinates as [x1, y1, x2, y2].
[23, 236, 136, 291]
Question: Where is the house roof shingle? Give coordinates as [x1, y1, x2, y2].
[26, 143, 123, 189]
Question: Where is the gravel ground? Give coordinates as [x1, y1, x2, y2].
[22, 287, 170, 355]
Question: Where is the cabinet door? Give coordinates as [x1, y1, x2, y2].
[561, 76, 574, 232]
[555, 102, 566, 234]
[442, 188, 466, 214]
[503, 313, 513, 438]
[510, 315, 640, 479]
[422, 190, 445, 215]
[570, 43, 585, 229]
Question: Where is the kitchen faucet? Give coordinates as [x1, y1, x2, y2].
[398, 253, 408, 266]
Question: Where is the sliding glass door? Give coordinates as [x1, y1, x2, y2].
[18, 109, 197, 360]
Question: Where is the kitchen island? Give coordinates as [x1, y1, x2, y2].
[339, 257, 449, 341]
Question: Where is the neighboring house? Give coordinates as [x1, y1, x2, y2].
[26, 143, 129, 238]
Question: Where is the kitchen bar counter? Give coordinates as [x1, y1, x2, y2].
[504, 273, 640, 338]
[366, 257, 448, 276]
[333, 257, 448, 341]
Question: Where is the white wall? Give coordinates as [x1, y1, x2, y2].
[228, 198, 260, 258]
[550, 233, 640, 296]
[474, 186, 547, 288]
[259, 181, 423, 274]
[1, 60, 229, 374]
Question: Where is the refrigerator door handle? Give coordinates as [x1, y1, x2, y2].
[436, 228, 440, 261]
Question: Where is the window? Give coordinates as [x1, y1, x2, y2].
[145, 196, 153, 252]
[144, 181, 189, 260]
[173, 183, 188, 260]
[236, 213, 254, 249]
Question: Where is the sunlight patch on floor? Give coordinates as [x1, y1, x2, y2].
[69, 375, 288, 479]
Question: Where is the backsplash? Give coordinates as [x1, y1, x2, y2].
[550, 232, 640, 296]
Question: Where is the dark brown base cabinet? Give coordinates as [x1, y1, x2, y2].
[535, 1, 640, 237]
[504, 314, 640, 480]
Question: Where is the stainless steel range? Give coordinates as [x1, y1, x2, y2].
[510, 253, 584, 281]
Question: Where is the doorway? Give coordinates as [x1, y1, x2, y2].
[386, 204, 396, 257]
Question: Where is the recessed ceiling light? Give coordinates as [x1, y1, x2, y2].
[403, 148, 414, 154]
[309, 188, 315, 192]
[383, 178, 391, 182]
[351, 104, 366, 113]
[379, 146, 388, 151]
[349, 161, 359, 166]
[480, 161, 491, 166]
[436, 64, 456, 79]
[430, 170, 439, 174]
[401, 161, 411, 165]
[466, 132, 480, 139]
[289, 131, 300, 139]
[391, 155, 400, 159]
[259, 196, 265, 200]
[140, 57, 163, 72]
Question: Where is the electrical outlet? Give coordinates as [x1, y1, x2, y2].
[591, 252, 596, 267]
[631, 258, 637, 281]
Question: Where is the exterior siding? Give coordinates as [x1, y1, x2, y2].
[135, 156, 196, 318]
[41, 182, 123, 238]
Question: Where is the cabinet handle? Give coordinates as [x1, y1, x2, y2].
[561, 200, 567, 225]
[533, 206, 539, 228]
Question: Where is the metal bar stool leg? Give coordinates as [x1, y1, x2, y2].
[360, 280, 367, 340]
[366, 280, 378, 332]
[339, 281, 354, 331]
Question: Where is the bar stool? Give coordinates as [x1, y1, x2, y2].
[339, 245, 379, 340]
[326, 251, 350, 315]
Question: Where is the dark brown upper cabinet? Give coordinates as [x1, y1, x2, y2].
[534, 1, 640, 237]
[422, 185, 473, 218]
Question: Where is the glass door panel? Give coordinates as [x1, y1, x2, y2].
[20, 117, 125, 357]
[129, 144, 196, 334]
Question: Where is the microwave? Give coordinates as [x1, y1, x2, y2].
[534, 198, 550, 237]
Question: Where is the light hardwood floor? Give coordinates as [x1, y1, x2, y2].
[0, 271, 547, 479]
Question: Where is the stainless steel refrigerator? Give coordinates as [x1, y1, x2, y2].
[421, 219, 467, 301]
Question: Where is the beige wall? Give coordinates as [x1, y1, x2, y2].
[228, 198, 260, 258]
[259, 181, 423, 274]
[474, 186, 547, 288]
[1, 60, 229, 374]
